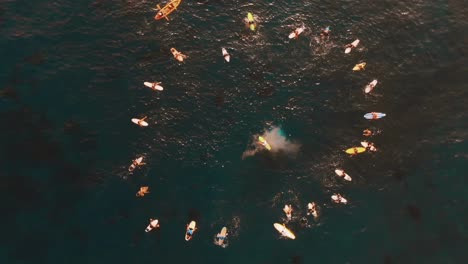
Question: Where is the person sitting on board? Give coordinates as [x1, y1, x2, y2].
[363, 129, 372, 136]
[136, 186, 149, 197]
[151, 82, 161, 90]
[293, 28, 301, 39]
[307, 202, 318, 217]
[149, 218, 160, 229]
[333, 194, 343, 203]
[133, 158, 145, 167]
[217, 232, 227, 240]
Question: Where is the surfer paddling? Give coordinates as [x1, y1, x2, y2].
[145, 218, 160, 232]
[335, 169, 352, 181]
[283, 204, 293, 220]
[345, 39, 360, 53]
[331, 193, 348, 204]
[129, 157, 145, 172]
[170, 48, 187, 62]
[307, 202, 318, 218]
[353, 62, 366, 71]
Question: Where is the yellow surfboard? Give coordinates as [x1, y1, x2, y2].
[258, 136, 271, 151]
[352, 62, 366, 71]
[247, 12, 256, 31]
[345, 147, 366, 154]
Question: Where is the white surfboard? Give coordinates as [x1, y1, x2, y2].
[144, 82, 163, 91]
[331, 194, 348, 204]
[145, 219, 159, 232]
[288, 25, 305, 39]
[335, 169, 352, 181]
[131, 118, 148, 127]
[222, 48, 230, 62]
[215, 227, 228, 246]
[129, 156, 144, 172]
[364, 79, 378, 93]
[273, 223, 296, 239]
[345, 39, 360, 53]
[361, 141, 377, 151]
[185, 221, 196, 241]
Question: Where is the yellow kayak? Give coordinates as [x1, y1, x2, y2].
[345, 147, 366, 154]
[258, 136, 271, 151]
[352, 62, 366, 71]
[247, 12, 256, 31]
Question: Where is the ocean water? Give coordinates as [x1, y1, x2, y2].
[1, 0, 467, 263]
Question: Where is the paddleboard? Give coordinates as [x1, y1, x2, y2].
[222, 48, 230, 62]
[144, 82, 163, 91]
[335, 169, 352, 181]
[364, 112, 386, 120]
[132, 118, 149, 127]
[345, 147, 366, 154]
[185, 221, 196, 241]
[353, 62, 366, 71]
[247, 12, 255, 31]
[273, 223, 296, 239]
[345, 39, 359, 53]
[258, 136, 272, 151]
[145, 219, 159, 232]
[331, 194, 348, 204]
[364, 79, 378, 93]
[216, 227, 227, 246]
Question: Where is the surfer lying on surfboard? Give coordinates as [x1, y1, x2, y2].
[136, 186, 150, 197]
[145, 218, 160, 232]
[283, 204, 293, 220]
[170, 48, 187, 62]
[331, 193, 347, 204]
[289, 24, 305, 39]
[307, 202, 318, 218]
[258, 136, 272, 151]
[129, 157, 145, 172]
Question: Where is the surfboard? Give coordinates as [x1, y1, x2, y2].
[145, 219, 159, 232]
[331, 194, 348, 204]
[154, 0, 181, 20]
[170, 48, 186, 62]
[345, 147, 366, 154]
[222, 48, 230, 62]
[288, 25, 304, 39]
[128, 157, 144, 172]
[361, 141, 377, 151]
[247, 12, 256, 31]
[258, 136, 271, 151]
[345, 39, 359, 53]
[364, 112, 386, 120]
[353, 62, 366, 71]
[335, 169, 352, 181]
[216, 227, 227, 246]
[185, 221, 196, 241]
[144, 82, 163, 91]
[132, 118, 149, 127]
[273, 223, 296, 239]
[364, 80, 378, 93]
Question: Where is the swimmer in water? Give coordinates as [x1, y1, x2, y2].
[320, 26, 330, 39]
[283, 204, 293, 220]
[363, 129, 373, 136]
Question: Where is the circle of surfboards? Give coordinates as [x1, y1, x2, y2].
[273, 223, 296, 239]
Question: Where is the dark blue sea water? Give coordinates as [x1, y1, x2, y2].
[1, 0, 467, 263]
